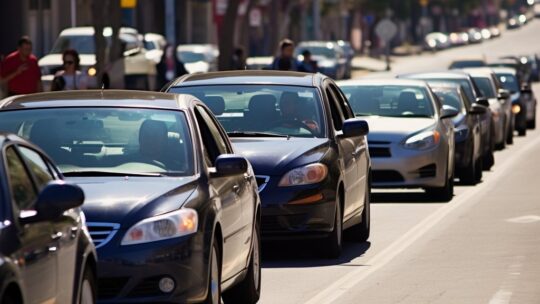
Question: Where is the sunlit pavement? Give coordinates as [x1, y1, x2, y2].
[260, 19, 540, 304]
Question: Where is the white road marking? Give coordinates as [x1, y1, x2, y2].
[506, 215, 540, 223]
[303, 134, 540, 304]
[489, 289, 513, 304]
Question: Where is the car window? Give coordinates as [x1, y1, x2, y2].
[473, 77, 497, 98]
[5, 147, 37, 210]
[340, 85, 435, 118]
[497, 73, 520, 93]
[194, 106, 229, 167]
[325, 87, 345, 130]
[329, 84, 354, 119]
[171, 85, 326, 138]
[424, 79, 476, 102]
[432, 89, 464, 111]
[18, 146, 54, 191]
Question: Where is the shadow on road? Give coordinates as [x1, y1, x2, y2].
[262, 240, 371, 268]
[371, 191, 446, 204]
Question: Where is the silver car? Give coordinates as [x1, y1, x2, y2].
[338, 79, 458, 201]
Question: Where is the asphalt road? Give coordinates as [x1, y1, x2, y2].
[259, 19, 540, 304]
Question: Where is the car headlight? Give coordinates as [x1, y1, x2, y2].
[121, 208, 198, 245]
[512, 104, 521, 114]
[402, 130, 441, 150]
[87, 67, 97, 77]
[278, 163, 328, 187]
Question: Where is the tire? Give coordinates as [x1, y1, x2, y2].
[426, 167, 454, 202]
[222, 221, 261, 304]
[506, 122, 514, 145]
[460, 156, 478, 185]
[321, 197, 343, 259]
[482, 130, 495, 171]
[79, 266, 97, 304]
[2, 292, 19, 304]
[348, 180, 371, 243]
[527, 117, 536, 129]
[474, 157, 483, 183]
[204, 240, 221, 304]
[518, 127, 526, 136]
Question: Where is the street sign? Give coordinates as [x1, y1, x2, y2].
[375, 19, 398, 42]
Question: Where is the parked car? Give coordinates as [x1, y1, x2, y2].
[143, 33, 167, 64]
[0, 91, 262, 304]
[463, 68, 513, 150]
[295, 41, 348, 79]
[337, 40, 355, 78]
[0, 133, 96, 304]
[448, 59, 487, 70]
[491, 67, 535, 135]
[467, 28, 484, 43]
[165, 71, 371, 258]
[429, 83, 486, 185]
[398, 71, 495, 170]
[177, 44, 219, 74]
[520, 54, 540, 82]
[507, 16, 522, 29]
[39, 27, 157, 90]
[424, 32, 451, 51]
[489, 57, 530, 82]
[448, 32, 470, 47]
[338, 79, 457, 201]
[489, 26, 502, 38]
[246, 56, 274, 70]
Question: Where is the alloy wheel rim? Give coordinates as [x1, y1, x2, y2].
[210, 247, 220, 304]
[252, 229, 260, 288]
[80, 279, 94, 304]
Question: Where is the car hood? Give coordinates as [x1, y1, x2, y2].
[361, 116, 437, 142]
[231, 137, 330, 176]
[39, 54, 97, 68]
[67, 176, 197, 226]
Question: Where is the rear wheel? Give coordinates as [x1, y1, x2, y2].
[506, 121, 514, 145]
[79, 266, 96, 304]
[482, 129, 495, 171]
[204, 239, 221, 304]
[518, 127, 527, 136]
[527, 117, 536, 129]
[321, 198, 343, 259]
[222, 221, 261, 304]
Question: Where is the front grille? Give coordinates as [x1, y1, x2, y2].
[369, 147, 391, 157]
[128, 276, 164, 298]
[417, 164, 437, 178]
[255, 175, 270, 192]
[98, 277, 129, 299]
[86, 222, 120, 249]
[372, 170, 404, 183]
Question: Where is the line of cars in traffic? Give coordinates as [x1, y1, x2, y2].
[1, 49, 538, 303]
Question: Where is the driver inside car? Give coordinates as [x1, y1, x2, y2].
[276, 92, 319, 134]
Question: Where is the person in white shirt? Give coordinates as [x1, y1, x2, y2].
[51, 49, 88, 91]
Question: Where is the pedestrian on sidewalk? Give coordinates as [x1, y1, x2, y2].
[0, 36, 42, 96]
[157, 44, 188, 89]
[231, 47, 246, 70]
[270, 39, 299, 71]
[51, 49, 88, 91]
[297, 50, 319, 73]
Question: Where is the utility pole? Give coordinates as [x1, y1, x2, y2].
[165, 0, 176, 46]
[313, 0, 321, 40]
[71, 0, 77, 27]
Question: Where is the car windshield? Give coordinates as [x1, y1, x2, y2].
[473, 77, 497, 98]
[450, 61, 485, 68]
[178, 51, 207, 63]
[431, 89, 464, 111]
[297, 46, 337, 58]
[51, 35, 97, 54]
[496, 73, 520, 93]
[0, 108, 194, 176]
[171, 85, 326, 138]
[144, 40, 156, 50]
[340, 85, 435, 118]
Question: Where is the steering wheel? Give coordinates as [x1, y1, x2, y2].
[272, 119, 316, 136]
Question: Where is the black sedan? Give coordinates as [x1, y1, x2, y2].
[0, 133, 96, 304]
[164, 71, 371, 258]
[0, 91, 261, 304]
[399, 71, 495, 171]
[430, 83, 486, 184]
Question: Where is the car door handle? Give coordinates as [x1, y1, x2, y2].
[51, 231, 63, 241]
[244, 174, 253, 182]
[233, 185, 241, 194]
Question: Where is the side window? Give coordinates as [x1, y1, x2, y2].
[330, 84, 354, 119]
[326, 88, 345, 131]
[195, 106, 230, 167]
[5, 147, 37, 210]
[19, 147, 54, 191]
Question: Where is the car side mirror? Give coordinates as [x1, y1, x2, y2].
[342, 119, 369, 137]
[19, 181, 84, 225]
[498, 89, 510, 100]
[475, 97, 490, 107]
[214, 154, 248, 177]
[440, 105, 459, 119]
[469, 103, 488, 115]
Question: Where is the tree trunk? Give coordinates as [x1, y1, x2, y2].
[218, 0, 241, 71]
[92, 1, 107, 88]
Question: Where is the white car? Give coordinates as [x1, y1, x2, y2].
[144, 33, 167, 64]
[176, 44, 219, 74]
[39, 27, 156, 90]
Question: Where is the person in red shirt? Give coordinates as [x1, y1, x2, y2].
[0, 36, 42, 96]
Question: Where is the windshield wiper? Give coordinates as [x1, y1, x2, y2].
[227, 131, 288, 138]
[63, 170, 163, 177]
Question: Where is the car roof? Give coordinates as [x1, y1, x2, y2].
[489, 67, 517, 75]
[297, 41, 339, 47]
[336, 78, 429, 88]
[170, 70, 323, 87]
[399, 71, 472, 80]
[460, 67, 496, 77]
[59, 27, 138, 37]
[0, 90, 195, 111]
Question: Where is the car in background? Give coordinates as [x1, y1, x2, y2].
[467, 28, 483, 43]
[490, 57, 530, 82]
[448, 59, 487, 70]
[492, 67, 535, 135]
[39, 27, 157, 90]
[295, 41, 348, 79]
[338, 79, 458, 201]
[448, 32, 470, 46]
[337, 40, 355, 78]
[507, 15, 522, 29]
[177, 44, 219, 74]
[424, 32, 451, 51]
[520, 54, 540, 82]
[430, 83, 485, 185]
[166, 71, 371, 258]
[489, 26, 502, 38]
[0, 133, 96, 304]
[463, 68, 513, 149]
[0, 91, 261, 304]
[143, 33, 167, 64]
[398, 71, 495, 170]
[246, 56, 274, 70]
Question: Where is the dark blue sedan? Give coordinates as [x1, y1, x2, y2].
[0, 91, 261, 304]
[165, 71, 371, 258]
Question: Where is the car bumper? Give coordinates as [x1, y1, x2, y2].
[96, 234, 208, 304]
[371, 145, 448, 188]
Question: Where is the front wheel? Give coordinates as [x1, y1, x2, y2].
[426, 167, 454, 202]
[79, 266, 97, 304]
[204, 240, 221, 304]
[320, 198, 343, 259]
[527, 117, 536, 129]
[222, 222, 261, 304]
[348, 181, 370, 243]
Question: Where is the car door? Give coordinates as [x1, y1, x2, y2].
[5, 145, 58, 304]
[18, 145, 81, 304]
[194, 106, 250, 280]
[324, 82, 361, 220]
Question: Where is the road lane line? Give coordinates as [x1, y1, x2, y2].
[304, 133, 540, 304]
[489, 290, 513, 304]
